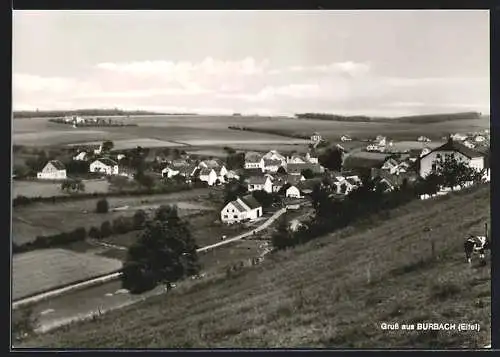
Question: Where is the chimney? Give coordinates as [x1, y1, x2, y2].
[447, 134, 453, 143]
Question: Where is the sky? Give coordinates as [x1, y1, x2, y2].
[12, 10, 490, 116]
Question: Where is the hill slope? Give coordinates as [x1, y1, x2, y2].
[20, 185, 491, 348]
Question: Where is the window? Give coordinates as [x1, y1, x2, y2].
[223, 215, 228, 219]
[233, 215, 238, 219]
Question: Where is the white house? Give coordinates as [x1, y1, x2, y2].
[90, 158, 119, 175]
[286, 185, 303, 198]
[474, 135, 486, 143]
[419, 139, 485, 178]
[420, 147, 432, 157]
[463, 140, 476, 149]
[226, 170, 241, 181]
[262, 150, 286, 166]
[247, 176, 273, 193]
[220, 195, 263, 224]
[198, 168, 218, 186]
[305, 152, 319, 164]
[341, 135, 352, 142]
[417, 136, 431, 142]
[332, 175, 361, 195]
[162, 166, 180, 178]
[37, 160, 67, 180]
[93, 144, 103, 155]
[366, 144, 384, 152]
[262, 158, 283, 173]
[311, 132, 322, 143]
[287, 154, 307, 164]
[116, 154, 126, 161]
[215, 165, 228, 183]
[244, 152, 263, 170]
[73, 151, 88, 161]
[451, 133, 467, 141]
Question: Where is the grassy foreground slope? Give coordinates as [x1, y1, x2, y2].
[21, 185, 491, 348]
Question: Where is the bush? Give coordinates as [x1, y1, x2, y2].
[100, 221, 113, 238]
[133, 210, 147, 230]
[112, 216, 132, 235]
[88, 226, 101, 239]
[96, 198, 109, 213]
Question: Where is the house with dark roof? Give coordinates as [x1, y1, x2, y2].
[198, 168, 218, 186]
[262, 158, 284, 173]
[286, 162, 324, 176]
[90, 158, 119, 175]
[247, 175, 273, 193]
[220, 194, 263, 224]
[419, 138, 486, 178]
[244, 152, 263, 170]
[37, 160, 67, 180]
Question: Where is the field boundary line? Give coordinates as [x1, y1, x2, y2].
[12, 206, 292, 309]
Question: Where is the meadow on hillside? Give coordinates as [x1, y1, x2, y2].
[20, 184, 491, 349]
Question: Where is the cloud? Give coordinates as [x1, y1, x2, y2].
[12, 58, 489, 116]
[13, 73, 77, 93]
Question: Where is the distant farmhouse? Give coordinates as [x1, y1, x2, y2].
[220, 195, 263, 224]
[310, 132, 322, 143]
[37, 160, 67, 180]
[73, 151, 88, 161]
[90, 158, 119, 175]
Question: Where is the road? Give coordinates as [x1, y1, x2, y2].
[18, 206, 291, 333]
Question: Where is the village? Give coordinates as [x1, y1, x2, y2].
[24, 126, 490, 231]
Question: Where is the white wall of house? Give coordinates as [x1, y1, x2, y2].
[221, 202, 246, 223]
[247, 177, 273, 193]
[90, 161, 119, 175]
[162, 167, 180, 178]
[73, 152, 87, 161]
[419, 151, 483, 178]
[244, 161, 263, 170]
[286, 186, 302, 198]
[199, 170, 218, 186]
[220, 200, 262, 224]
[37, 164, 67, 180]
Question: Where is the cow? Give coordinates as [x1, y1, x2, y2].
[464, 235, 490, 264]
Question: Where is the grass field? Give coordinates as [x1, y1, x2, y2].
[13, 248, 122, 301]
[14, 115, 487, 149]
[13, 179, 110, 199]
[19, 184, 490, 348]
[12, 188, 213, 245]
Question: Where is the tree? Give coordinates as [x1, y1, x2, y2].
[96, 198, 109, 213]
[226, 152, 245, 170]
[223, 178, 247, 204]
[434, 154, 485, 190]
[89, 226, 101, 239]
[100, 221, 113, 238]
[135, 172, 155, 190]
[102, 140, 114, 152]
[121, 205, 200, 293]
[61, 179, 85, 193]
[318, 147, 343, 171]
[271, 218, 294, 250]
[252, 190, 274, 208]
[133, 209, 147, 230]
[301, 168, 315, 179]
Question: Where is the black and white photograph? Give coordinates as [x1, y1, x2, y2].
[11, 9, 491, 349]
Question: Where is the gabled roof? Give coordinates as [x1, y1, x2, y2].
[94, 157, 117, 167]
[245, 152, 262, 162]
[240, 195, 261, 210]
[244, 168, 264, 177]
[48, 160, 65, 170]
[247, 176, 269, 185]
[422, 139, 483, 160]
[230, 200, 247, 213]
[199, 168, 214, 176]
[263, 159, 282, 166]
